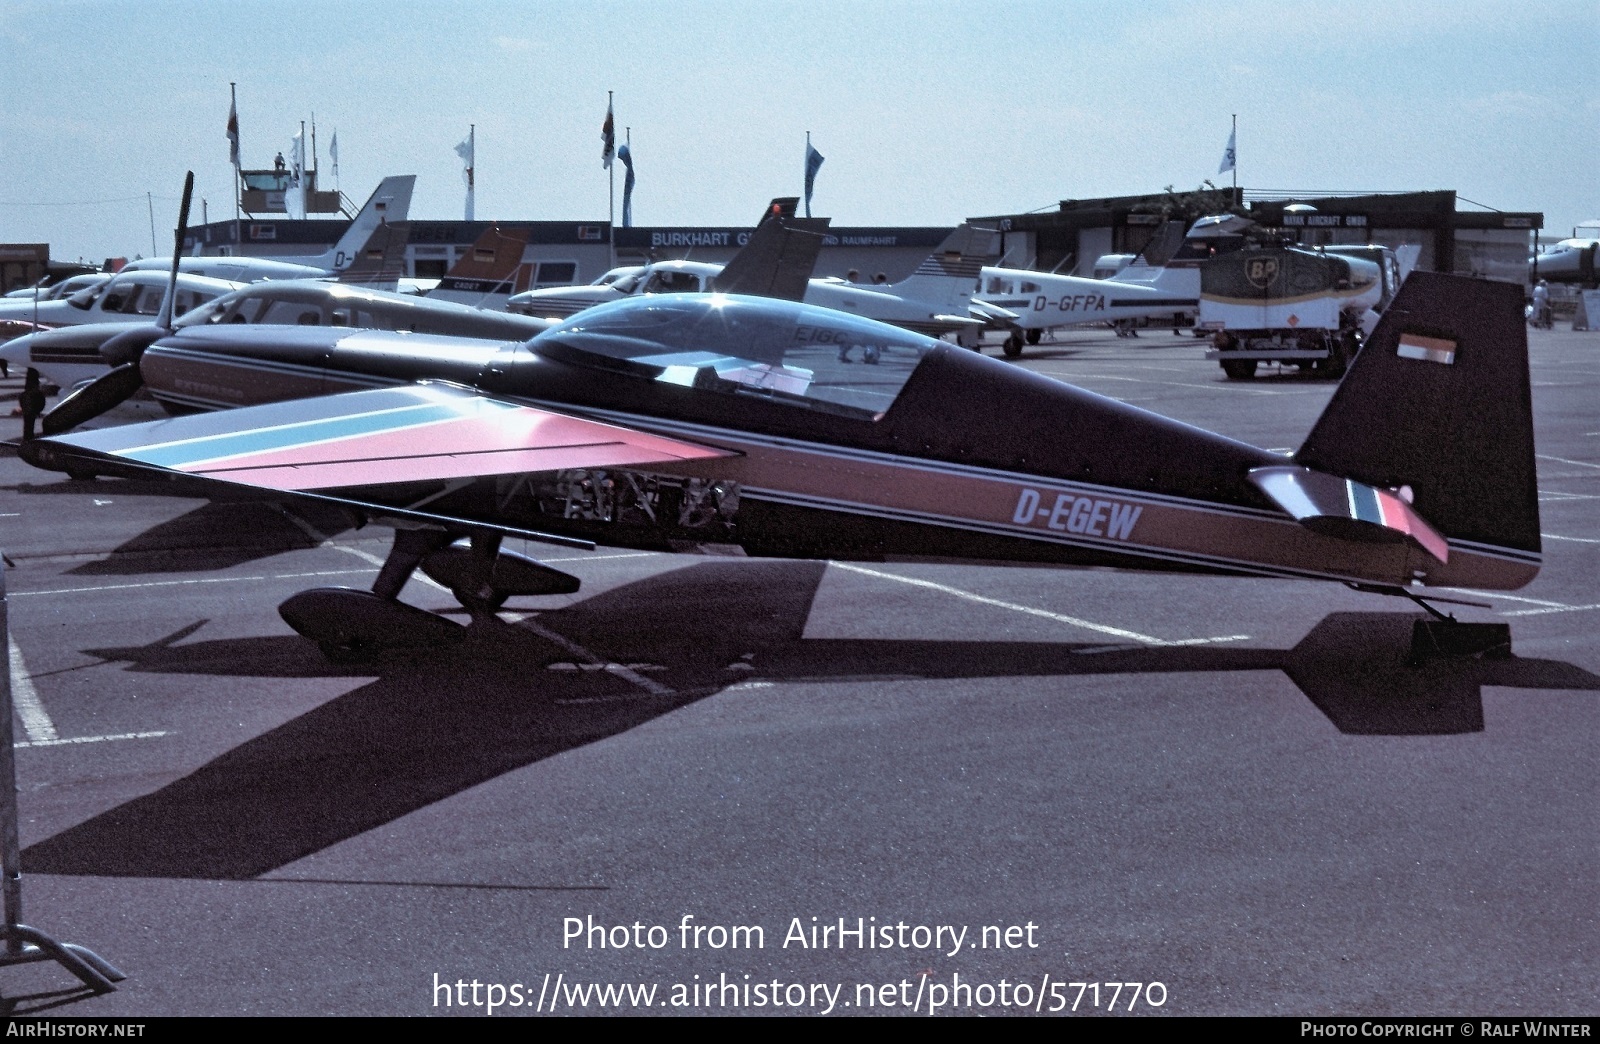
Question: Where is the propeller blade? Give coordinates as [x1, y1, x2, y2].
[99, 325, 168, 368]
[19, 368, 46, 440]
[155, 171, 195, 332]
[39, 363, 144, 436]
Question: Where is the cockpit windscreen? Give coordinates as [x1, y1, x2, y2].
[533, 295, 938, 420]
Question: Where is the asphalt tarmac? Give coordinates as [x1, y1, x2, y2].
[0, 324, 1594, 1017]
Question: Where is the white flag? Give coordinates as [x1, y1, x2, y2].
[1218, 127, 1237, 175]
[455, 128, 475, 222]
[329, 130, 339, 178]
[286, 129, 307, 219]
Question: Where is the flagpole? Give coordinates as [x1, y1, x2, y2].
[1231, 113, 1237, 194]
[230, 82, 240, 251]
[607, 90, 616, 269]
[625, 127, 631, 230]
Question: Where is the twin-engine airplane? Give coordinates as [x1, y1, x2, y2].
[508, 197, 831, 318]
[21, 267, 1539, 662]
[512, 215, 996, 343]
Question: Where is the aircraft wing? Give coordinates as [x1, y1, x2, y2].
[37, 382, 736, 493]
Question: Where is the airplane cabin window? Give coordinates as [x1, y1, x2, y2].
[131, 286, 166, 315]
[1020, 281, 1041, 294]
[644, 271, 700, 294]
[259, 299, 323, 326]
[176, 298, 232, 326]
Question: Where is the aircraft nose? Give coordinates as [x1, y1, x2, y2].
[0, 334, 32, 370]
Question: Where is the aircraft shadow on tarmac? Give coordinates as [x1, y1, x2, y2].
[24, 559, 1600, 881]
[7, 478, 355, 575]
[65, 502, 355, 576]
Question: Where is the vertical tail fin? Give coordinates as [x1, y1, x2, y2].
[319, 175, 416, 272]
[891, 223, 999, 314]
[713, 197, 830, 300]
[1295, 272, 1539, 556]
[335, 221, 411, 291]
[427, 225, 533, 308]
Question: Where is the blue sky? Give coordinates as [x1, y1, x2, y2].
[1, 0, 1594, 262]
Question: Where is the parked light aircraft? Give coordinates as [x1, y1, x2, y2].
[1096, 215, 1251, 300]
[512, 212, 996, 342]
[0, 269, 244, 341]
[975, 265, 1201, 356]
[22, 269, 1538, 667]
[426, 226, 537, 311]
[2, 278, 551, 397]
[121, 175, 416, 280]
[509, 198, 830, 319]
[1531, 238, 1599, 285]
[505, 265, 641, 313]
[4, 175, 548, 425]
[3, 273, 112, 302]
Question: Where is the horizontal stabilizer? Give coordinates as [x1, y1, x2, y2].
[1249, 465, 1449, 563]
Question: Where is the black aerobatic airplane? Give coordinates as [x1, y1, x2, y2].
[19, 219, 1539, 661]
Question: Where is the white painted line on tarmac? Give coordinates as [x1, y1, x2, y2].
[1544, 533, 1600, 544]
[1446, 589, 1574, 607]
[14, 570, 370, 598]
[830, 563, 1249, 648]
[8, 636, 57, 743]
[1537, 453, 1600, 470]
[508, 613, 674, 697]
[1502, 603, 1600, 617]
[537, 551, 656, 564]
[1060, 372, 1284, 395]
[18, 730, 169, 749]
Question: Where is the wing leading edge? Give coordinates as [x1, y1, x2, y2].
[42, 382, 737, 491]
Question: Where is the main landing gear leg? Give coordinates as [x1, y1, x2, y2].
[372, 528, 456, 600]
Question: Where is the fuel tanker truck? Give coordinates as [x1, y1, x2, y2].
[1201, 243, 1399, 380]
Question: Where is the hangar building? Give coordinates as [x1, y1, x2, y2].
[181, 186, 1540, 290]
